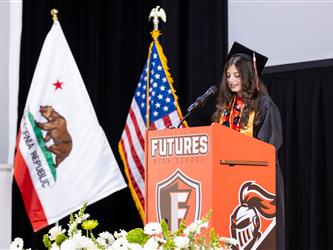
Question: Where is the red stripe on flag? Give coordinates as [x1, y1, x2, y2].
[120, 139, 144, 197]
[124, 125, 145, 179]
[120, 139, 144, 206]
[150, 123, 157, 130]
[162, 115, 173, 128]
[14, 133, 48, 232]
[129, 108, 145, 150]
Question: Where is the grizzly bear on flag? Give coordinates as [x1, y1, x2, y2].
[37, 105, 72, 167]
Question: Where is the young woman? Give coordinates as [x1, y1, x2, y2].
[213, 42, 285, 250]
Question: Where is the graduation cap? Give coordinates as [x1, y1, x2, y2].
[227, 42, 268, 89]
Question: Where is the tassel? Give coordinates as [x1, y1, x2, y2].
[252, 52, 259, 90]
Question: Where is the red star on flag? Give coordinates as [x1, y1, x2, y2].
[52, 80, 63, 90]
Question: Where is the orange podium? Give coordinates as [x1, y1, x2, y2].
[145, 123, 276, 249]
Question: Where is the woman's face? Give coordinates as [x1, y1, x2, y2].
[226, 64, 242, 96]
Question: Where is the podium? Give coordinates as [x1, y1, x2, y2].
[145, 123, 276, 249]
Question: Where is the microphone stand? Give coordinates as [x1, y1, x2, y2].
[176, 85, 217, 128]
[177, 97, 203, 128]
[177, 111, 193, 128]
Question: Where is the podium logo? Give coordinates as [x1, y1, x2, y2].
[156, 169, 202, 232]
[230, 181, 276, 249]
[150, 134, 208, 157]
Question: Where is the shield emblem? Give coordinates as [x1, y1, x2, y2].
[156, 169, 202, 232]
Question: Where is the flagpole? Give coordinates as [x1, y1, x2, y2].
[50, 9, 58, 22]
[50, 8, 60, 229]
[146, 6, 166, 129]
[145, 52, 151, 129]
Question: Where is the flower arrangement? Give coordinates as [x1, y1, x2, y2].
[11, 204, 238, 250]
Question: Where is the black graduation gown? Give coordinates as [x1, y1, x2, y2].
[254, 95, 285, 250]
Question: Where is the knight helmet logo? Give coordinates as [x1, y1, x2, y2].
[156, 169, 202, 232]
[230, 181, 276, 249]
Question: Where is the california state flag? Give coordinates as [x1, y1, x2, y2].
[14, 20, 127, 232]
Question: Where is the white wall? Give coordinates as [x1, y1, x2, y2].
[0, 1, 21, 165]
[0, 1, 10, 163]
[229, 1, 333, 66]
[8, 1, 21, 164]
[0, 0, 22, 247]
[0, 165, 13, 249]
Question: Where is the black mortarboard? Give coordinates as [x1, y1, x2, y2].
[227, 41, 268, 76]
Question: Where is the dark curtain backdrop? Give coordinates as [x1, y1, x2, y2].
[13, 0, 227, 249]
[262, 65, 333, 250]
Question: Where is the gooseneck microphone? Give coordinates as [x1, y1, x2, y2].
[187, 86, 218, 113]
[177, 85, 218, 128]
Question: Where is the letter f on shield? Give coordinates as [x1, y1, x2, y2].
[156, 169, 202, 232]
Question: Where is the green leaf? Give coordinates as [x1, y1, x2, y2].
[203, 210, 212, 222]
[159, 220, 176, 250]
[55, 234, 68, 246]
[161, 220, 170, 238]
[174, 220, 186, 236]
[42, 234, 51, 249]
[208, 227, 221, 248]
[126, 228, 148, 245]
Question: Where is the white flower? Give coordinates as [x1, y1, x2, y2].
[174, 236, 190, 248]
[74, 213, 90, 224]
[96, 238, 107, 247]
[144, 222, 162, 235]
[50, 243, 60, 250]
[111, 237, 128, 249]
[219, 236, 239, 246]
[127, 243, 144, 250]
[96, 231, 115, 246]
[68, 221, 78, 236]
[60, 239, 76, 250]
[184, 220, 209, 236]
[113, 229, 128, 239]
[143, 237, 159, 250]
[10, 238, 24, 250]
[201, 221, 209, 228]
[60, 234, 96, 250]
[155, 236, 166, 244]
[49, 225, 66, 241]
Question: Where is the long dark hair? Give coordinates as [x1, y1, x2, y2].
[213, 55, 268, 129]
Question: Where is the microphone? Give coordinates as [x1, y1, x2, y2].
[177, 85, 218, 128]
[187, 86, 218, 113]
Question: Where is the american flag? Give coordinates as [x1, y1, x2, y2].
[119, 33, 185, 220]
